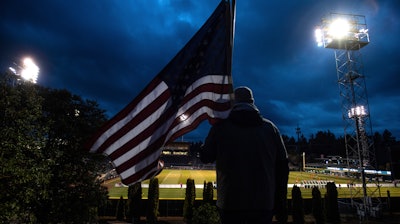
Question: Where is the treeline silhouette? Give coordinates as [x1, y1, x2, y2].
[189, 129, 399, 170]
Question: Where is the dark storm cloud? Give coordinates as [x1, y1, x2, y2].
[1, 0, 399, 140]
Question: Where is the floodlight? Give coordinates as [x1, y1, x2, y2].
[348, 105, 367, 119]
[9, 67, 17, 74]
[315, 13, 369, 50]
[20, 57, 39, 83]
[315, 28, 323, 47]
[315, 12, 378, 218]
[328, 18, 350, 39]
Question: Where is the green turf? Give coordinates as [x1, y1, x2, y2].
[105, 169, 400, 199]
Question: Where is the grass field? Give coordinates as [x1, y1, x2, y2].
[104, 169, 400, 200]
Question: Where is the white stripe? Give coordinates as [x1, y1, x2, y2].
[165, 100, 230, 141]
[189, 74, 230, 92]
[113, 110, 176, 167]
[90, 81, 168, 153]
[179, 91, 231, 115]
[91, 75, 227, 153]
[164, 75, 231, 141]
[119, 147, 163, 180]
[104, 97, 170, 156]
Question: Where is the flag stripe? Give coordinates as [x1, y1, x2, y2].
[87, 0, 235, 185]
[89, 79, 166, 154]
[111, 75, 230, 167]
[121, 159, 161, 184]
[103, 96, 171, 156]
[87, 77, 163, 152]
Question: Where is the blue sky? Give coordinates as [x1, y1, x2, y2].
[1, 0, 399, 141]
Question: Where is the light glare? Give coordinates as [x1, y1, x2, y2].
[21, 57, 39, 83]
[328, 18, 350, 39]
[315, 28, 323, 47]
[348, 105, 367, 118]
[179, 114, 188, 121]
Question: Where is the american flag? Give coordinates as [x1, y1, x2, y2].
[87, 0, 235, 185]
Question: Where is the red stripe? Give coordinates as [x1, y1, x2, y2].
[167, 113, 210, 144]
[96, 88, 170, 154]
[114, 88, 230, 173]
[108, 103, 175, 160]
[166, 99, 231, 142]
[120, 159, 160, 185]
[115, 134, 166, 174]
[85, 77, 162, 151]
[181, 82, 232, 105]
[168, 98, 231, 132]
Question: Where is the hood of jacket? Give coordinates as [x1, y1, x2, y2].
[228, 103, 264, 127]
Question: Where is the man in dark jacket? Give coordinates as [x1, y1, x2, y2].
[200, 86, 289, 224]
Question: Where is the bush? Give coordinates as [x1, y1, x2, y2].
[192, 203, 220, 224]
[127, 182, 142, 223]
[325, 182, 340, 223]
[183, 178, 196, 224]
[116, 196, 125, 221]
[292, 185, 304, 224]
[203, 181, 214, 204]
[312, 187, 324, 224]
[147, 178, 159, 224]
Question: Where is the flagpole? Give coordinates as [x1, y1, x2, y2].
[226, 0, 235, 101]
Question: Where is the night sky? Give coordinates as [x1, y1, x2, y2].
[1, 0, 399, 141]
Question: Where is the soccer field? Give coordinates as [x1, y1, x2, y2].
[105, 169, 400, 199]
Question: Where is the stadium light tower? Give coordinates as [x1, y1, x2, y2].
[315, 13, 380, 219]
[9, 57, 40, 84]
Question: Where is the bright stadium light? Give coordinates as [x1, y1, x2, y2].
[348, 105, 367, 119]
[20, 57, 39, 83]
[315, 13, 369, 50]
[315, 13, 378, 219]
[328, 18, 350, 39]
[315, 28, 323, 47]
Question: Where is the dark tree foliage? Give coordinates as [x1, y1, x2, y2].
[127, 182, 142, 223]
[203, 181, 214, 204]
[116, 196, 125, 221]
[374, 130, 398, 169]
[147, 178, 159, 224]
[312, 187, 324, 224]
[194, 181, 219, 224]
[183, 178, 196, 224]
[291, 185, 305, 224]
[1, 72, 50, 223]
[0, 72, 109, 223]
[193, 203, 221, 224]
[325, 182, 340, 223]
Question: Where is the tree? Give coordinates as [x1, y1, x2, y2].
[147, 178, 159, 224]
[116, 196, 125, 221]
[35, 87, 109, 223]
[0, 72, 51, 223]
[193, 203, 220, 224]
[291, 185, 304, 224]
[309, 130, 337, 156]
[325, 182, 340, 223]
[183, 178, 196, 224]
[312, 187, 324, 224]
[0, 72, 109, 223]
[127, 182, 142, 223]
[203, 181, 214, 204]
[194, 181, 219, 223]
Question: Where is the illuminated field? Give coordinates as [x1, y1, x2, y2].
[104, 169, 400, 199]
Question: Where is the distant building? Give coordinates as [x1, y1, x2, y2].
[160, 142, 191, 167]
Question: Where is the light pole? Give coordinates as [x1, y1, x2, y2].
[348, 105, 369, 214]
[315, 13, 379, 219]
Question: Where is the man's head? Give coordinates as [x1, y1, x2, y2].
[234, 86, 254, 104]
